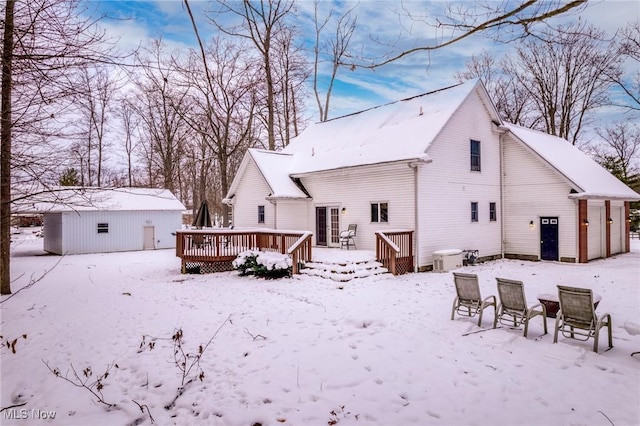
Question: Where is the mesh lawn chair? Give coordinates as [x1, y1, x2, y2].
[340, 224, 357, 250]
[451, 272, 497, 328]
[496, 278, 547, 338]
[553, 285, 613, 353]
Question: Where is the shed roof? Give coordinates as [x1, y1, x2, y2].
[13, 187, 186, 214]
[505, 124, 640, 201]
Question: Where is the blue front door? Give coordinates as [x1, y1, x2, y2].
[540, 217, 559, 261]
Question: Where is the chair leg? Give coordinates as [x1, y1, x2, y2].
[553, 316, 561, 344]
[451, 298, 459, 320]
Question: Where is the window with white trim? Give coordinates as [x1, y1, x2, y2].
[470, 139, 481, 172]
[471, 202, 478, 222]
[371, 202, 388, 223]
[97, 223, 109, 234]
[489, 202, 497, 222]
[258, 205, 265, 224]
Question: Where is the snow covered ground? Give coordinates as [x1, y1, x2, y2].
[1, 230, 639, 426]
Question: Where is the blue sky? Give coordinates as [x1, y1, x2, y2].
[91, 0, 639, 123]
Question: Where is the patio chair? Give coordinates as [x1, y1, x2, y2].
[340, 224, 357, 250]
[496, 278, 547, 338]
[451, 272, 497, 328]
[553, 285, 613, 353]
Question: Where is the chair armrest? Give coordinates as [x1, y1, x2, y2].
[483, 295, 497, 305]
[597, 312, 612, 325]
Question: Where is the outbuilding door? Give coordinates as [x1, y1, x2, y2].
[143, 226, 155, 250]
[540, 217, 559, 261]
[315, 206, 340, 247]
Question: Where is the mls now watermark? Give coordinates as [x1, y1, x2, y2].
[3, 408, 57, 420]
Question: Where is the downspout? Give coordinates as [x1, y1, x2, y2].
[408, 155, 432, 272]
[496, 124, 509, 259]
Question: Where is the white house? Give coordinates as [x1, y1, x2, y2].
[224, 80, 640, 270]
[14, 187, 185, 255]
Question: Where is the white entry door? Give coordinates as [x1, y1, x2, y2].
[143, 226, 155, 250]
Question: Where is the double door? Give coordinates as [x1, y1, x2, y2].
[315, 206, 340, 247]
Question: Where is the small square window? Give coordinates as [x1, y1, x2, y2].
[97, 223, 109, 234]
[489, 202, 497, 222]
[470, 139, 481, 172]
[371, 202, 388, 223]
[471, 202, 478, 222]
[258, 205, 265, 224]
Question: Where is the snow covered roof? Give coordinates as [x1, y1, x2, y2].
[13, 187, 186, 214]
[505, 124, 640, 200]
[248, 149, 309, 199]
[282, 79, 498, 175]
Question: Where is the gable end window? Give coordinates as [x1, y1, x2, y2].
[258, 205, 265, 224]
[489, 202, 497, 222]
[471, 202, 478, 222]
[97, 223, 109, 234]
[371, 202, 388, 223]
[470, 139, 481, 172]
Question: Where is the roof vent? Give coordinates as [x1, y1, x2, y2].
[419, 106, 423, 116]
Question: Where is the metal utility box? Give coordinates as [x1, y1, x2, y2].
[433, 249, 463, 272]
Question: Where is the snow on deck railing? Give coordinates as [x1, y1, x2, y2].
[287, 231, 313, 254]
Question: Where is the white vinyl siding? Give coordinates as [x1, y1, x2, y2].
[275, 200, 309, 230]
[44, 210, 181, 255]
[610, 204, 623, 254]
[300, 162, 415, 251]
[588, 204, 605, 260]
[418, 88, 502, 268]
[231, 158, 275, 228]
[502, 133, 577, 261]
[43, 213, 63, 254]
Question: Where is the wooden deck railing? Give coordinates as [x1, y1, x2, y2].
[175, 229, 312, 274]
[375, 230, 414, 275]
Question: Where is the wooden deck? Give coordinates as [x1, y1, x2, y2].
[176, 229, 414, 276]
[176, 229, 312, 274]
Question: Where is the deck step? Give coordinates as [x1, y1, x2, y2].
[301, 259, 389, 282]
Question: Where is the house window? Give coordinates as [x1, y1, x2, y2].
[470, 139, 481, 172]
[97, 223, 109, 234]
[371, 202, 388, 223]
[258, 205, 265, 224]
[489, 202, 497, 222]
[471, 202, 478, 222]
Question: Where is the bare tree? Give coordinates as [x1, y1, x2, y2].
[592, 122, 640, 187]
[313, 1, 357, 122]
[211, 0, 296, 151]
[128, 39, 189, 195]
[606, 20, 640, 111]
[117, 96, 139, 187]
[455, 50, 535, 128]
[1, 0, 118, 295]
[273, 24, 308, 144]
[457, 22, 621, 145]
[72, 65, 120, 186]
[346, 0, 586, 69]
[174, 30, 260, 224]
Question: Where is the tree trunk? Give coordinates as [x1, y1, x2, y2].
[1, 0, 15, 294]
